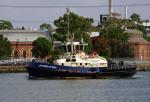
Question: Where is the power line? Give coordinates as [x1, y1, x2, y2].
[0, 4, 150, 8]
[0, 5, 106, 8]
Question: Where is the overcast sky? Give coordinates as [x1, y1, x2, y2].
[0, 0, 150, 29]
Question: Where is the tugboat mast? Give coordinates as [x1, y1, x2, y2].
[66, 8, 70, 38]
[66, 8, 74, 54]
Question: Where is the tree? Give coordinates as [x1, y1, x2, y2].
[129, 13, 146, 34]
[122, 19, 136, 29]
[47, 49, 62, 64]
[101, 17, 129, 42]
[40, 23, 52, 31]
[0, 35, 12, 59]
[0, 20, 13, 30]
[109, 39, 134, 58]
[53, 12, 94, 52]
[40, 23, 53, 42]
[100, 17, 134, 58]
[130, 13, 141, 23]
[92, 36, 111, 60]
[32, 37, 52, 59]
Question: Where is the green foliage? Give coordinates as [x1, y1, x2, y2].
[99, 17, 134, 58]
[92, 36, 111, 60]
[122, 19, 137, 29]
[125, 19, 146, 34]
[40, 23, 52, 31]
[53, 12, 94, 52]
[137, 25, 146, 34]
[109, 39, 134, 58]
[82, 32, 93, 53]
[125, 13, 146, 34]
[32, 37, 52, 59]
[47, 49, 62, 64]
[54, 12, 93, 36]
[101, 17, 129, 42]
[130, 13, 141, 23]
[0, 35, 12, 59]
[93, 36, 109, 55]
[144, 35, 150, 42]
[0, 20, 13, 30]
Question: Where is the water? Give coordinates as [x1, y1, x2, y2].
[0, 72, 150, 102]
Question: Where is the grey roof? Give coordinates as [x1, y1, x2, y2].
[124, 29, 143, 35]
[0, 30, 50, 42]
[124, 29, 143, 38]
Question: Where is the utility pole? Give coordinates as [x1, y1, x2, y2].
[109, 0, 112, 17]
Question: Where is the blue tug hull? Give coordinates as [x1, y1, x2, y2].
[26, 61, 137, 79]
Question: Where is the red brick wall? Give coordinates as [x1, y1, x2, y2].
[131, 43, 150, 61]
[11, 42, 33, 61]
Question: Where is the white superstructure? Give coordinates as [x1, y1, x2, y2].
[54, 41, 108, 68]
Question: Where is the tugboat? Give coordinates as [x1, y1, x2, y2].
[26, 9, 136, 79]
[26, 41, 136, 79]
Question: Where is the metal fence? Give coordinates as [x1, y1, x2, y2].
[111, 58, 150, 63]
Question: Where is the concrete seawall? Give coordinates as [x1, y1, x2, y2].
[0, 65, 26, 73]
[137, 63, 150, 71]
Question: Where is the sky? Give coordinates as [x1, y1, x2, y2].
[0, 0, 150, 29]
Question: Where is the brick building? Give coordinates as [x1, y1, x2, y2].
[125, 29, 150, 61]
[0, 30, 49, 62]
[1, 29, 150, 61]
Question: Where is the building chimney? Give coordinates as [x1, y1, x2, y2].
[124, 5, 128, 19]
[109, 0, 112, 17]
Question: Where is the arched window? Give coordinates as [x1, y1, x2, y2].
[30, 49, 33, 57]
[14, 50, 18, 59]
[23, 50, 26, 58]
[148, 49, 150, 58]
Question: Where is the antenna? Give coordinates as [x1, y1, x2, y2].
[66, 8, 74, 54]
[66, 8, 70, 36]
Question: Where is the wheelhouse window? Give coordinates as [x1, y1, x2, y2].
[66, 59, 71, 62]
[71, 59, 76, 62]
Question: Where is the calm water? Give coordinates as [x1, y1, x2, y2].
[0, 72, 150, 102]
